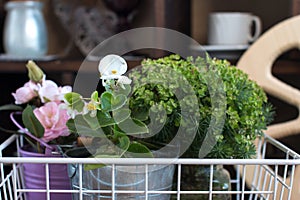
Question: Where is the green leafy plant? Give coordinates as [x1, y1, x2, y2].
[63, 55, 153, 168]
[129, 54, 274, 159]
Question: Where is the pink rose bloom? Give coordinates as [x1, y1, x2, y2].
[38, 80, 72, 103]
[12, 81, 38, 104]
[33, 102, 70, 142]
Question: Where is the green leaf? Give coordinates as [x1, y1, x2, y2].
[66, 119, 76, 133]
[113, 108, 130, 124]
[113, 129, 126, 138]
[117, 135, 130, 156]
[84, 163, 105, 171]
[117, 118, 149, 135]
[111, 94, 127, 110]
[84, 154, 119, 170]
[91, 91, 99, 102]
[22, 105, 44, 138]
[131, 109, 149, 121]
[100, 92, 127, 112]
[83, 113, 101, 130]
[64, 92, 81, 104]
[125, 142, 153, 158]
[100, 92, 113, 111]
[0, 104, 23, 111]
[97, 111, 116, 127]
[72, 115, 106, 137]
[64, 92, 84, 112]
[83, 153, 120, 171]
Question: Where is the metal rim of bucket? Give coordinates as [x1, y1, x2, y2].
[89, 167, 145, 187]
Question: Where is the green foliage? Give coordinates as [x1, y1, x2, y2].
[64, 92, 85, 112]
[0, 104, 23, 111]
[22, 105, 44, 138]
[100, 92, 127, 112]
[64, 81, 153, 160]
[129, 54, 274, 159]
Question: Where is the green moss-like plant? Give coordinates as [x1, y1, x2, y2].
[128, 54, 274, 159]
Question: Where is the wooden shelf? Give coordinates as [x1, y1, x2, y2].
[0, 58, 142, 73]
[0, 57, 299, 75]
[0, 58, 143, 84]
[273, 60, 300, 75]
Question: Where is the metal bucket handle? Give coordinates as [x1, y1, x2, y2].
[10, 111, 55, 153]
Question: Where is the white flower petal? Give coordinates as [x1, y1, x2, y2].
[42, 80, 58, 88]
[101, 75, 121, 80]
[89, 110, 97, 118]
[59, 86, 72, 93]
[98, 55, 127, 77]
[38, 83, 59, 103]
[117, 76, 132, 85]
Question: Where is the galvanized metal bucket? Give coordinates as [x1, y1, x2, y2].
[66, 147, 175, 200]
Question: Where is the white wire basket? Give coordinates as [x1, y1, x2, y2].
[0, 133, 300, 200]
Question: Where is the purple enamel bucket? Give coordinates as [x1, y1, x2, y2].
[19, 145, 72, 200]
[10, 112, 72, 200]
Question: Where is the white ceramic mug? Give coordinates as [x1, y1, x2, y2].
[207, 12, 262, 45]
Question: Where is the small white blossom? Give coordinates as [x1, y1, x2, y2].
[98, 54, 128, 86]
[38, 79, 72, 103]
[84, 101, 98, 117]
[117, 76, 132, 85]
[60, 103, 79, 119]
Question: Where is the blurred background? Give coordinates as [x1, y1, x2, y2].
[0, 0, 294, 57]
[0, 0, 300, 155]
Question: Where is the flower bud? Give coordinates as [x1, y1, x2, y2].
[26, 60, 44, 83]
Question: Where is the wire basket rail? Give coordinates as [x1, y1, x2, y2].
[0, 134, 300, 200]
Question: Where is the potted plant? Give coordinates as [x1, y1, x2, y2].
[0, 61, 76, 200]
[63, 54, 176, 200]
[128, 54, 274, 199]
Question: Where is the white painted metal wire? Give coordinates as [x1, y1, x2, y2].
[0, 134, 299, 200]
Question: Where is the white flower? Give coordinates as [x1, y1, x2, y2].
[117, 76, 132, 85]
[83, 101, 98, 117]
[117, 76, 132, 89]
[58, 86, 72, 100]
[98, 54, 128, 86]
[60, 101, 80, 119]
[38, 80, 72, 103]
[38, 80, 58, 102]
[12, 81, 38, 104]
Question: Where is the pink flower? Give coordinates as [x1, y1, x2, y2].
[12, 81, 38, 104]
[33, 102, 70, 142]
[38, 80, 72, 103]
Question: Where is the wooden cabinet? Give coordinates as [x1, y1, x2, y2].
[292, 0, 300, 15]
[0, 0, 299, 76]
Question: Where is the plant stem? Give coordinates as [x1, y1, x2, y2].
[37, 142, 42, 153]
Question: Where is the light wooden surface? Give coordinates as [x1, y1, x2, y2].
[237, 15, 300, 200]
[237, 15, 300, 139]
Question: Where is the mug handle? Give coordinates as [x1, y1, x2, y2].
[248, 16, 262, 42]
